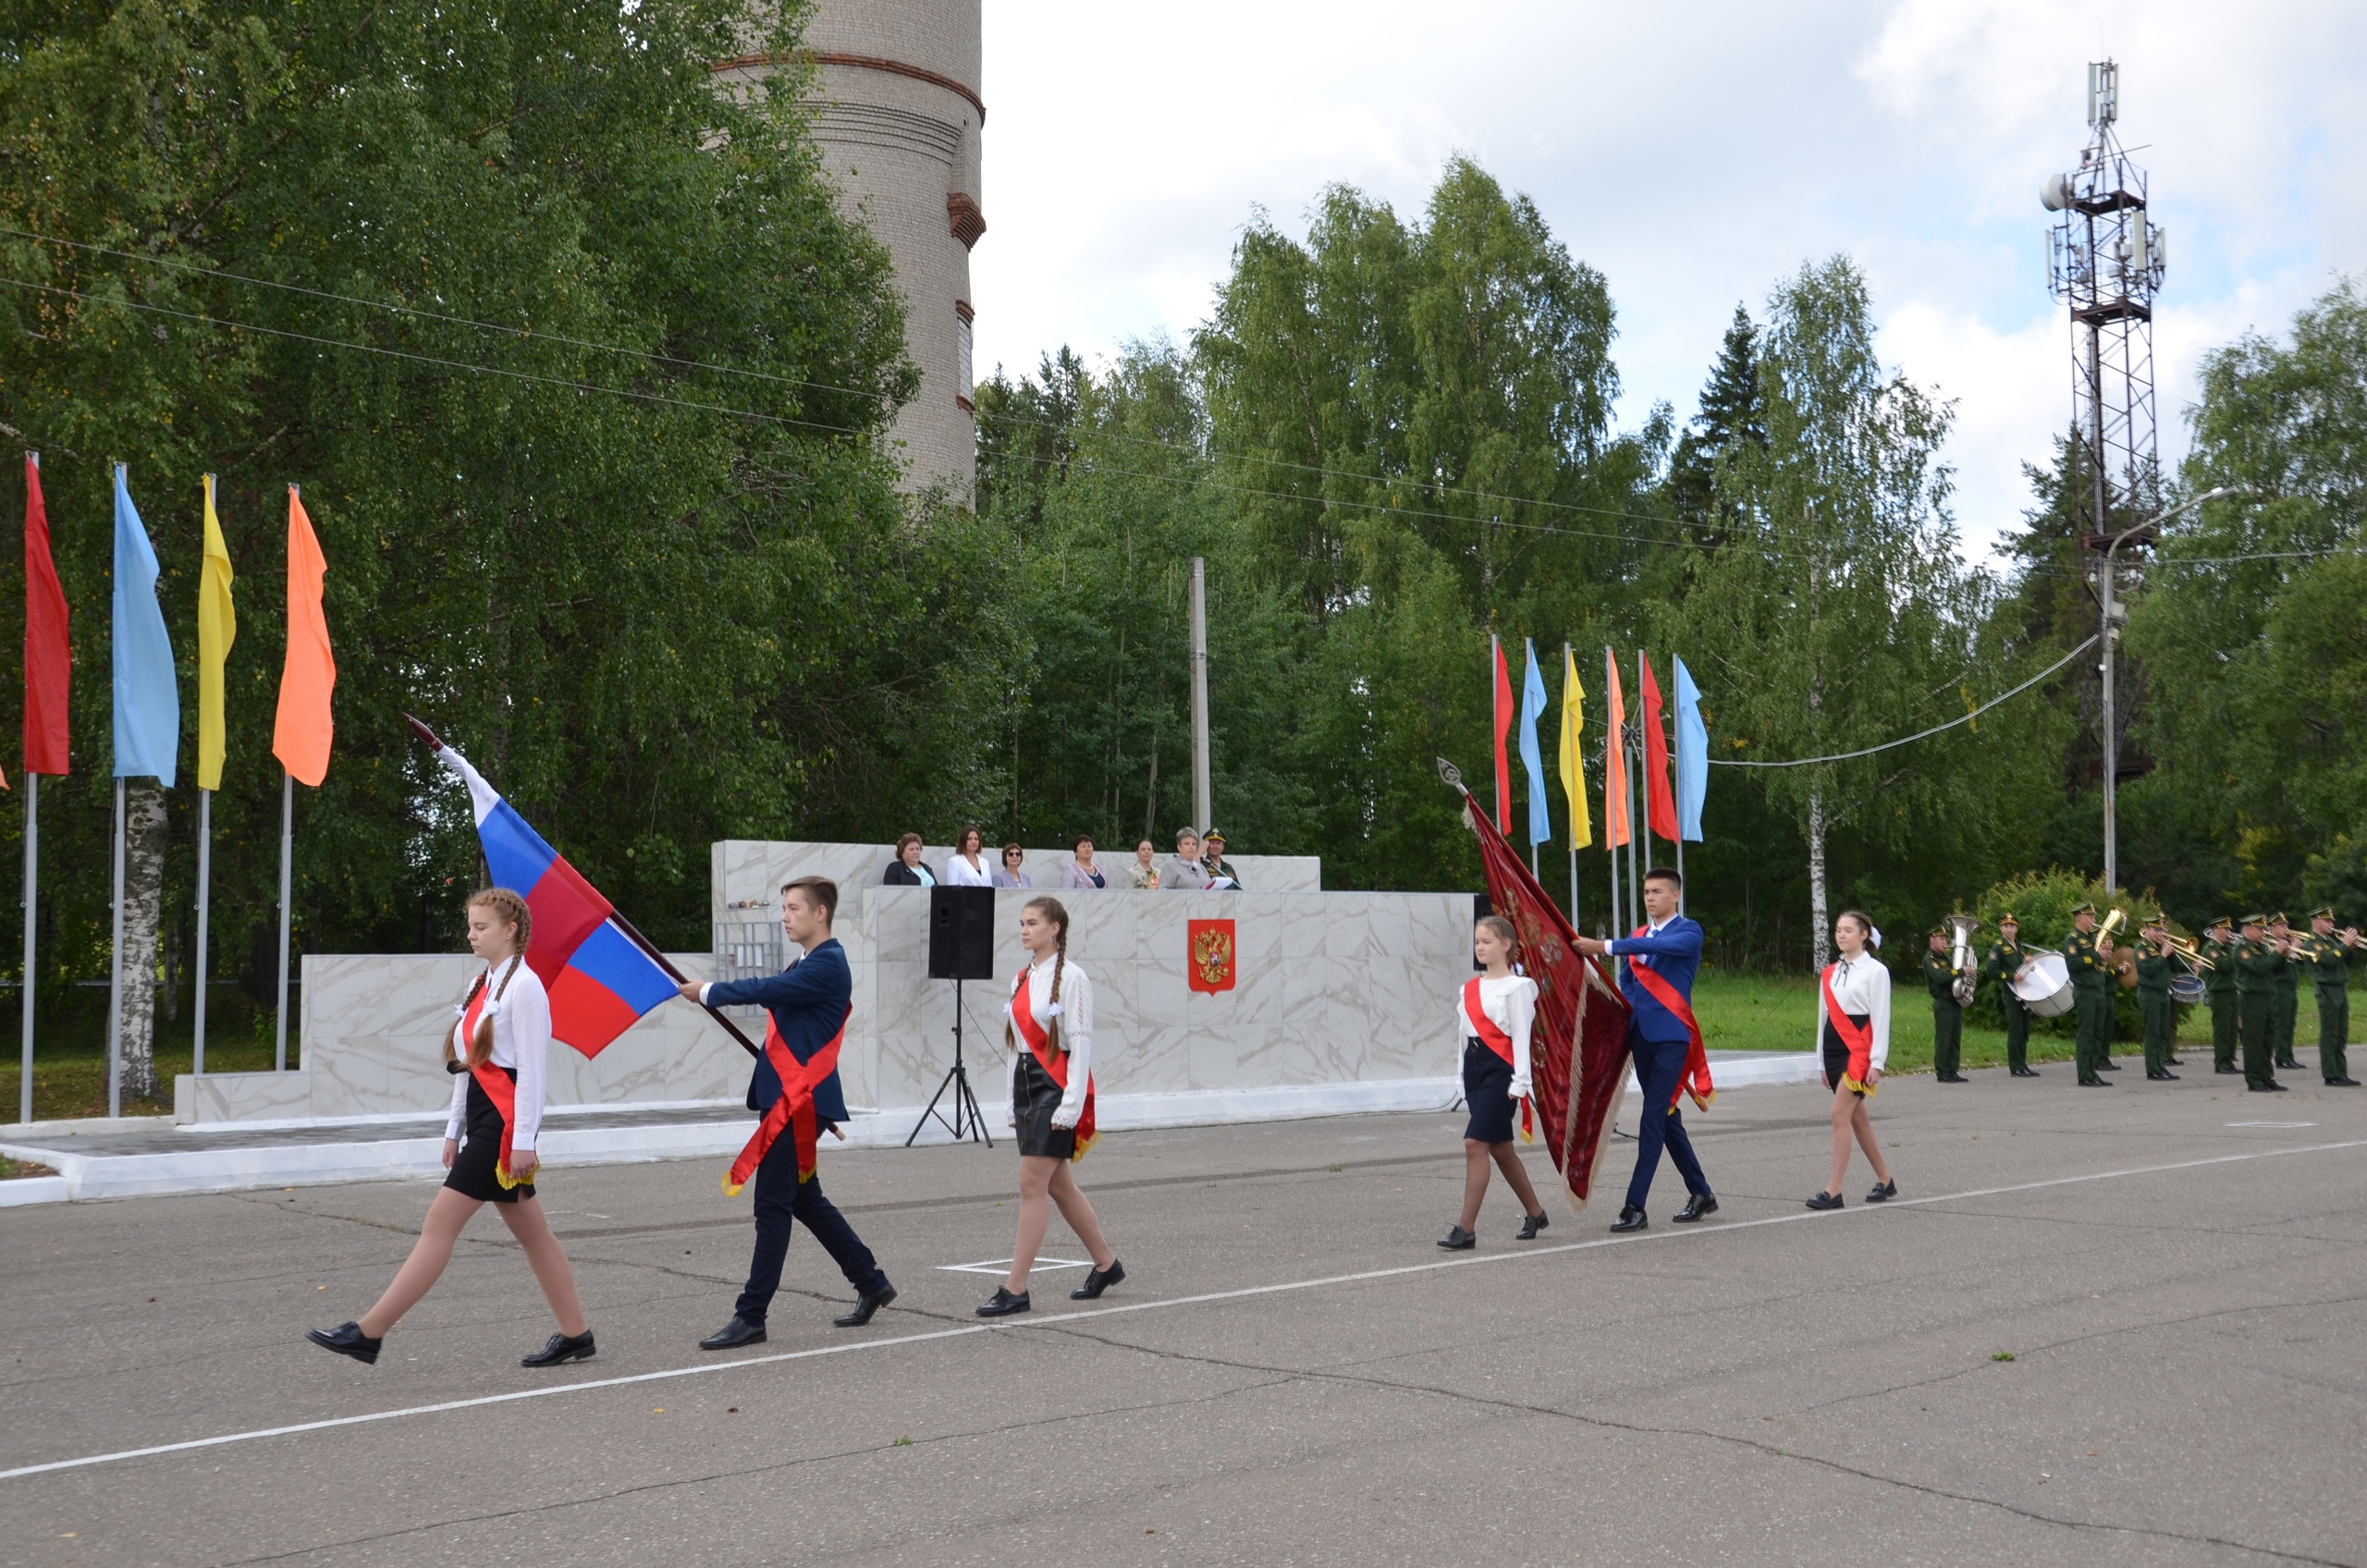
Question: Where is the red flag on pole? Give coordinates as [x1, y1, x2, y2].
[23, 455, 68, 778]
[1602, 650, 1629, 847]
[1491, 636, 1514, 833]
[1453, 773, 1633, 1211]
[1640, 655, 1679, 843]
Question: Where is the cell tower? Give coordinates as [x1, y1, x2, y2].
[2042, 59, 2167, 544]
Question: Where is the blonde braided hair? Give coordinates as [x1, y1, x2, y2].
[449, 888, 533, 1068]
[1024, 895, 1071, 1051]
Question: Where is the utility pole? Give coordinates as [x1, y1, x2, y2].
[1188, 557, 1211, 833]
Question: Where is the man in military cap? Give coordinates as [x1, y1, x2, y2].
[2063, 901, 2115, 1086]
[1981, 913, 2041, 1078]
[2267, 913, 2303, 1070]
[2233, 915, 2284, 1091]
[2305, 907, 2361, 1086]
[1199, 828, 1242, 888]
[1923, 925, 1971, 1084]
[2199, 916, 2239, 1075]
[2134, 914, 2178, 1081]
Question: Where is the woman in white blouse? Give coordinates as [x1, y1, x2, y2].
[943, 824, 996, 887]
[977, 896, 1123, 1316]
[309, 889, 595, 1367]
[1809, 909, 1898, 1210]
[1440, 914, 1551, 1249]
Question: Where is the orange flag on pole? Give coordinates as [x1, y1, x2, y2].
[272, 487, 335, 785]
[1602, 648, 1629, 848]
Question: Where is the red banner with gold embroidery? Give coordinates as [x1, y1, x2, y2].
[1456, 780, 1633, 1210]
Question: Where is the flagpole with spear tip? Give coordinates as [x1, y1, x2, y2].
[402, 715, 766, 1064]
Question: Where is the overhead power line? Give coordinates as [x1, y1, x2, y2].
[1708, 635, 2100, 769]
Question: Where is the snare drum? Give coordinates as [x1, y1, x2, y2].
[2169, 974, 2207, 1005]
[2012, 950, 2076, 1018]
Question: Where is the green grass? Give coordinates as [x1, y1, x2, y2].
[1691, 969, 2340, 1077]
[1, 1152, 58, 1179]
[2, 1037, 290, 1122]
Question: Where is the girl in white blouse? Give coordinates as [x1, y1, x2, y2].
[1809, 910, 1898, 1209]
[976, 896, 1123, 1317]
[308, 888, 595, 1368]
[1439, 914, 1551, 1249]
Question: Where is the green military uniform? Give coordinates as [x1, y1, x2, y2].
[2199, 922, 2238, 1074]
[1981, 921, 2037, 1076]
[2063, 905, 2114, 1086]
[2134, 922, 2177, 1080]
[2304, 909, 2358, 1085]
[1923, 929, 1970, 1081]
[2232, 918, 2282, 1090]
[2268, 917, 2302, 1069]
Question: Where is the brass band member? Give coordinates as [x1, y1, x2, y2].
[2305, 907, 2361, 1087]
[1981, 914, 2040, 1078]
[2063, 902, 2116, 1086]
[2268, 913, 2304, 1070]
[2135, 915, 2178, 1081]
[1922, 925, 1971, 1084]
[2199, 916, 2239, 1075]
[2233, 915, 2284, 1092]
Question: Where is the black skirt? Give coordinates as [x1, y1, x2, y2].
[1462, 1040, 1517, 1144]
[445, 1066, 535, 1204]
[1822, 1014, 1872, 1097]
[1013, 1049, 1078, 1160]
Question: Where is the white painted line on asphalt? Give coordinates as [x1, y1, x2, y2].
[2226, 1121, 2315, 1128]
[6, 1133, 2363, 1483]
[934, 1256, 1090, 1274]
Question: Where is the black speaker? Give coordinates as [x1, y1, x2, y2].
[928, 885, 997, 981]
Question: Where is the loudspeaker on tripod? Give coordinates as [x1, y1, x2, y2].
[928, 885, 997, 981]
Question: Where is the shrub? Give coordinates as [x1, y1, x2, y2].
[1967, 869, 2188, 1039]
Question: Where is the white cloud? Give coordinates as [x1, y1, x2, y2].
[971, 0, 2363, 557]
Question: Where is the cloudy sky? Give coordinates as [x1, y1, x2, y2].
[969, 0, 2363, 562]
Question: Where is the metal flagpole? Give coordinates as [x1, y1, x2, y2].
[1628, 651, 1644, 924]
[1564, 641, 1578, 931]
[107, 778, 126, 1120]
[275, 768, 293, 1072]
[1603, 648, 1620, 937]
[194, 788, 211, 1077]
[19, 773, 35, 1125]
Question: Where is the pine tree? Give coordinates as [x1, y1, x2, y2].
[1663, 304, 1767, 546]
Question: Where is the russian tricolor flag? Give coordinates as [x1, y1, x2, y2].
[435, 743, 680, 1059]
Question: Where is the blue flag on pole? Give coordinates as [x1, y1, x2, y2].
[1674, 655, 1707, 842]
[1518, 638, 1552, 849]
[113, 466, 179, 785]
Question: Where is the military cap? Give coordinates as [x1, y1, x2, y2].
[2141, 913, 2166, 927]
[1203, 828, 1226, 844]
[1997, 911, 2019, 925]
[1928, 925, 1950, 938]
[2206, 914, 2234, 931]
[2240, 913, 2268, 928]
[2069, 900, 2097, 916]
[2270, 912, 2290, 925]
[2310, 906, 2336, 921]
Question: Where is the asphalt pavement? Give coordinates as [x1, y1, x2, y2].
[4, 1054, 2363, 1567]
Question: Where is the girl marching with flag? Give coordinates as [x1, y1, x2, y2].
[977, 896, 1123, 1317]
[309, 889, 595, 1367]
[1809, 910, 1898, 1210]
[1439, 914, 1551, 1249]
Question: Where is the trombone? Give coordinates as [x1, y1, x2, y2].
[2162, 934, 2214, 974]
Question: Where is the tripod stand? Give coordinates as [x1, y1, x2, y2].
[906, 977, 992, 1147]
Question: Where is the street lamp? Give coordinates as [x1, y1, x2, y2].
[2098, 484, 2239, 893]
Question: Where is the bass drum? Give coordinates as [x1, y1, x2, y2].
[2170, 974, 2208, 1004]
[2013, 950, 2076, 1018]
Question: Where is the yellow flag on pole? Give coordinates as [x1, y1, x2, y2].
[1557, 645, 1591, 849]
[196, 474, 236, 791]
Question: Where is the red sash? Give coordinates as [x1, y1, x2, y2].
[1012, 966, 1097, 1161]
[1625, 925, 1714, 1111]
[1820, 964, 1877, 1096]
[459, 977, 530, 1191]
[723, 1006, 849, 1195]
[1462, 976, 1534, 1142]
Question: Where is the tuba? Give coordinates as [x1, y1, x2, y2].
[1947, 914, 1981, 1007]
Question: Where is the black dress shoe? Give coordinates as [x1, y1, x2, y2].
[2079, 1077, 2109, 1087]
[2011, 1067, 2041, 1078]
[699, 1316, 767, 1351]
[2329, 1077, 2362, 1087]
[522, 1329, 595, 1367]
[1515, 1211, 1550, 1240]
[1609, 1205, 1648, 1233]
[1806, 1191, 1844, 1211]
[975, 1287, 1031, 1317]
[2098, 1060, 2121, 1071]
[1674, 1193, 1718, 1223]
[307, 1322, 381, 1366]
[2249, 1082, 2289, 1093]
[2275, 1060, 2303, 1070]
[1937, 1073, 1968, 1084]
[1071, 1260, 1126, 1299]
[833, 1283, 898, 1328]
[1865, 1180, 1897, 1203]
[2165, 1055, 2185, 1066]
[2215, 1065, 2240, 1074]
[1437, 1225, 1477, 1250]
